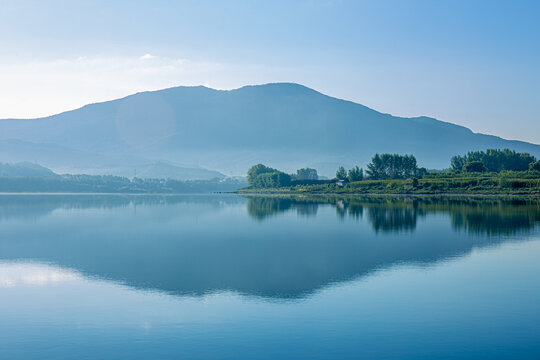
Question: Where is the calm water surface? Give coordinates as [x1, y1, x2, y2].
[0, 194, 539, 359]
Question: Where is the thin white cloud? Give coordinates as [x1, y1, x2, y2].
[140, 53, 156, 60]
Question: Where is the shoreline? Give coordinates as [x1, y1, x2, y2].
[236, 191, 540, 198]
[0, 192, 237, 196]
[0, 191, 537, 198]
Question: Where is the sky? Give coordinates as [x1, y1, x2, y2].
[0, 0, 539, 143]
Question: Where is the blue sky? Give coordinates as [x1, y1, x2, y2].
[1, 0, 539, 143]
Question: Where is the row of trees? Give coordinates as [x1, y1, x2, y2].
[336, 166, 364, 181]
[249, 148, 540, 188]
[463, 159, 540, 173]
[294, 168, 318, 180]
[365, 153, 420, 179]
[451, 149, 537, 172]
[345, 149, 539, 180]
[248, 165, 322, 187]
[250, 154, 421, 188]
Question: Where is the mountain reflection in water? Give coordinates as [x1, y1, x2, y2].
[0, 194, 538, 299]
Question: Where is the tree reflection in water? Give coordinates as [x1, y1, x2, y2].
[0, 194, 538, 299]
[244, 195, 540, 236]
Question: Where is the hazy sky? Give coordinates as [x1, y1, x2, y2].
[1, 0, 539, 143]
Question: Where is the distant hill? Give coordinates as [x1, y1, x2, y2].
[0, 162, 56, 177]
[133, 162, 224, 180]
[0, 83, 538, 176]
[0, 139, 224, 180]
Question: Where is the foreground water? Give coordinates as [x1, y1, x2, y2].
[0, 194, 539, 359]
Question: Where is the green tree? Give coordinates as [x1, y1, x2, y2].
[402, 155, 417, 178]
[529, 161, 540, 171]
[347, 166, 363, 181]
[336, 166, 347, 180]
[366, 153, 418, 179]
[451, 149, 536, 172]
[254, 171, 291, 188]
[450, 156, 466, 172]
[247, 164, 277, 186]
[416, 167, 428, 177]
[463, 161, 486, 172]
[296, 168, 318, 180]
[366, 153, 384, 179]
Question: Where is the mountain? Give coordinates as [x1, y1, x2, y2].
[0, 162, 56, 177]
[0, 83, 538, 176]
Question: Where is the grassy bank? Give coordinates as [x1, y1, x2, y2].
[239, 174, 540, 195]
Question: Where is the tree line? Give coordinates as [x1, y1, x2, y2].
[451, 149, 538, 172]
[360, 149, 538, 179]
[365, 153, 421, 179]
[248, 164, 328, 188]
[247, 148, 539, 188]
[336, 154, 422, 181]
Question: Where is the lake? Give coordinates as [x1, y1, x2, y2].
[1, 194, 539, 359]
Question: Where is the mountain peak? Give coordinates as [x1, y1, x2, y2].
[232, 82, 323, 96]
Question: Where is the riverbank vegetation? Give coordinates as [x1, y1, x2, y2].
[242, 149, 540, 195]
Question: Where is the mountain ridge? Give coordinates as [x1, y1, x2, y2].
[0, 161, 57, 177]
[0, 82, 538, 176]
[1, 83, 534, 143]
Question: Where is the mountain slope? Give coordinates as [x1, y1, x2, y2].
[0, 162, 57, 177]
[0, 83, 538, 176]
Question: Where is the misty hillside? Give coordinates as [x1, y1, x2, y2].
[0, 139, 225, 180]
[0, 83, 538, 176]
[0, 162, 57, 177]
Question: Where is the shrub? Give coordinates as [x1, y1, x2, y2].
[253, 171, 291, 188]
[529, 161, 540, 171]
[463, 161, 486, 173]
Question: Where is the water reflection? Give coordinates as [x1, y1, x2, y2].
[0, 262, 82, 288]
[245, 195, 540, 235]
[0, 194, 539, 299]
